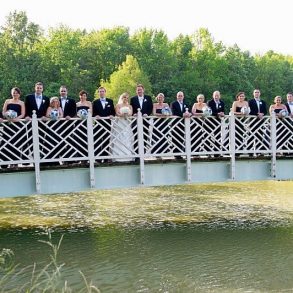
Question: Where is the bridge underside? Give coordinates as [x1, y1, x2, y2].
[1, 157, 293, 198]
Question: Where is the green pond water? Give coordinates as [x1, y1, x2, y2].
[1, 181, 293, 292]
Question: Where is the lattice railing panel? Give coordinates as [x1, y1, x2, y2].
[275, 117, 293, 153]
[0, 120, 33, 164]
[234, 116, 271, 153]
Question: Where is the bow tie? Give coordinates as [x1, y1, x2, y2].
[36, 95, 42, 99]
[289, 102, 293, 105]
[100, 98, 106, 102]
[61, 97, 67, 101]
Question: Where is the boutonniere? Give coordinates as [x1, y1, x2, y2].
[218, 105, 222, 108]
[66, 100, 69, 103]
[105, 101, 108, 105]
[42, 99, 45, 104]
[184, 105, 187, 108]
[259, 102, 262, 105]
[144, 99, 147, 102]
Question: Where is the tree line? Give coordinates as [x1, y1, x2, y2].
[0, 10, 292, 108]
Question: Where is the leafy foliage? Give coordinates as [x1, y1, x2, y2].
[99, 55, 152, 103]
[0, 11, 292, 109]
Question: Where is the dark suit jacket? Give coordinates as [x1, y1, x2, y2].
[92, 98, 115, 117]
[248, 99, 267, 115]
[130, 95, 153, 115]
[285, 102, 292, 114]
[60, 97, 76, 117]
[170, 100, 189, 117]
[207, 99, 225, 116]
[25, 94, 50, 118]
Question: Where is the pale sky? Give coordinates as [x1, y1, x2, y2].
[0, 0, 292, 55]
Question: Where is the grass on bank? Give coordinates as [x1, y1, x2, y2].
[0, 231, 100, 293]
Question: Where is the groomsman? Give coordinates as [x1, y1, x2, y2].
[171, 91, 191, 159]
[59, 85, 76, 119]
[24, 82, 50, 163]
[284, 92, 293, 155]
[207, 91, 225, 156]
[92, 86, 115, 162]
[285, 92, 293, 116]
[248, 89, 268, 153]
[25, 81, 49, 119]
[130, 84, 153, 157]
[58, 86, 77, 163]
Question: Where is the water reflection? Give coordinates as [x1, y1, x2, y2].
[1, 181, 293, 292]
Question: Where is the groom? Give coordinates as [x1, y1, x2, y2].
[130, 84, 153, 157]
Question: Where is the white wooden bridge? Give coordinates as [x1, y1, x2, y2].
[1, 111, 293, 197]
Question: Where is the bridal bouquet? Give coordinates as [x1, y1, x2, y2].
[120, 106, 130, 115]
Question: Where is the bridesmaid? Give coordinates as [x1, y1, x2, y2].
[152, 93, 172, 155]
[76, 90, 93, 114]
[191, 94, 207, 153]
[75, 90, 93, 159]
[1, 87, 25, 168]
[231, 92, 249, 154]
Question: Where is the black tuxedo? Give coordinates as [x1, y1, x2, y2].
[170, 100, 190, 155]
[285, 102, 292, 114]
[207, 99, 225, 116]
[92, 98, 115, 159]
[60, 97, 76, 117]
[92, 98, 115, 117]
[248, 98, 268, 151]
[206, 99, 226, 153]
[130, 95, 153, 154]
[248, 98, 267, 116]
[130, 95, 153, 116]
[171, 100, 189, 117]
[25, 94, 50, 118]
[24, 94, 50, 161]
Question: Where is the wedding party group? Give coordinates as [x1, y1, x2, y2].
[1, 81, 293, 168]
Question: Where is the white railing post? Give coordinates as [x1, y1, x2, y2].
[31, 111, 41, 193]
[270, 112, 277, 178]
[185, 116, 192, 182]
[87, 111, 96, 188]
[137, 109, 145, 185]
[229, 111, 236, 180]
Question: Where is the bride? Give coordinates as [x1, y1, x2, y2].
[111, 93, 135, 162]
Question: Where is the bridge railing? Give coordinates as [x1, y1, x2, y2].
[1, 110, 293, 191]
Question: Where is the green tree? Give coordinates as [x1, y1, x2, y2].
[254, 51, 293, 103]
[99, 55, 152, 103]
[81, 27, 132, 96]
[0, 10, 43, 103]
[220, 45, 256, 105]
[131, 29, 175, 97]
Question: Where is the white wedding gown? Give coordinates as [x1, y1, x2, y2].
[111, 117, 135, 162]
